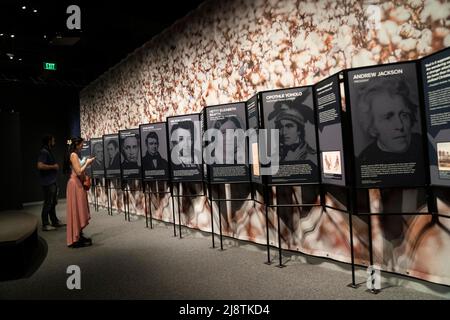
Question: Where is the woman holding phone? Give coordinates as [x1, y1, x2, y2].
[63, 137, 95, 248]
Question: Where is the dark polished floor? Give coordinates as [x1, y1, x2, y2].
[0, 202, 447, 300]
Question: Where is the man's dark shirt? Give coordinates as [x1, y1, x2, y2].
[37, 146, 57, 186]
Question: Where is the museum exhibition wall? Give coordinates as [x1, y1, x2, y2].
[80, 0, 450, 285]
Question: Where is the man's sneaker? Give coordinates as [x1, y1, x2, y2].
[52, 222, 66, 228]
[42, 225, 57, 231]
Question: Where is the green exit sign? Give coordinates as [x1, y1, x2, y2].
[43, 62, 57, 71]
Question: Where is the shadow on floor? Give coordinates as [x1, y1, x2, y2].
[0, 236, 48, 282]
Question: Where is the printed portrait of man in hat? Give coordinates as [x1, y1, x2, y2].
[268, 91, 316, 164]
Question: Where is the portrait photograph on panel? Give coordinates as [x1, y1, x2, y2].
[103, 134, 121, 178]
[167, 114, 203, 182]
[119, 129, 142, 180]
[347, 62, 426, 187]
[260, 86, 319, 184]
[139, 122, 169, 181]
[205, 102, 249, 183]
[90, 138, 105, 177]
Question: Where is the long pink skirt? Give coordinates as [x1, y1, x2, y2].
[66, 171, 90, 246]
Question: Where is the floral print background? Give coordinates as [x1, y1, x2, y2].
[82, 0, 450, 286]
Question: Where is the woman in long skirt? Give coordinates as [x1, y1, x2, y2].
[64, 137, 95, 248]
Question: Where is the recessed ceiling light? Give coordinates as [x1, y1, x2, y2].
[0, 33, 4, 36]
[43, 35, 47, 39]
[22, 6, 26, 10]
[33, 9, 37, 13]
[18, 58, 22, 61]
[10, 34, 15, 38]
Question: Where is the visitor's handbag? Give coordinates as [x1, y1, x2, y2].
[82, 175, 91, 191]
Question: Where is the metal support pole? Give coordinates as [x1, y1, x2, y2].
[93, 178, 98, 212]
[170, 183, 177, 237]
[367, 189, 378, 294]
[106, 178, 110, 215]
[126, 184, 131, 222]
[218, 184, 224, 251]
[207, 182, 215, 249]
[275, 186, 285, 268]
[123, 183, 127, 221]
[144, 182, 149, 228]
[178, 183, 182, 239]
[347, 187, 357, 288]
[264, 184, 272, 265]
[109, 179, 113, 215]
[149, 182, 155, 229]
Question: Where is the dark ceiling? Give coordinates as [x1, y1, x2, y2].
[0, 0, 206, 89]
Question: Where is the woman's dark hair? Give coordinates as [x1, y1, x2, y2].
[63, 137, 84, 174]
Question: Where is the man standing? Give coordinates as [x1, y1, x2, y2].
[37, 135, 65, 231]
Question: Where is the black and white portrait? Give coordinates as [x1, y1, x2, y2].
[348, 63, 426, 187]
[268, 93, 316, 164]
[104, 136, 120, 170]
[90, 139, 104, 176]
[119, 130, 141, 180]
[261, 87, 319, 184]
[168, 115, 202, 181]
[206, 103, 249, 183]
[140, 123, 169, 180]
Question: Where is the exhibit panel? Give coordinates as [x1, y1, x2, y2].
[139, 122, 170, 181]
[314, 73, 346, 186]
[260, 87, 320, 185]
[246, 94, 263, 185]
[205, 102, 250, 183]
[346, 62, 427, 188]
[90, 137, 105, 178]
[167, 114, 203, 182]
[420, 47, 450, 187]
[103, 134, 121, 179]
[119, 129, 142, 180]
